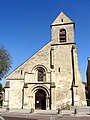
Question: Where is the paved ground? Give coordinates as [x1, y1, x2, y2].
[0, 107, 90, 120]
[4, 116, 37, 120]
[1, 116, 37, 120]
[1, 115, 90, 120]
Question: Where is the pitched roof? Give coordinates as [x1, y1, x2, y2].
[51, 11, 74, 26]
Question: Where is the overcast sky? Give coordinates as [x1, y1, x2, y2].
[0, 0, 90, 85]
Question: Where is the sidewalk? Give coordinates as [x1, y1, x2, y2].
[0, 107, 90, 117]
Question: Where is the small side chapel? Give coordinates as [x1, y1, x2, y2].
[5, 12, 86, 110]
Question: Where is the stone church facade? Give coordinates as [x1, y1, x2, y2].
[5, 12, 86, 110]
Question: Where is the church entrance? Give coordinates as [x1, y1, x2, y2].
[35, 90, 46, 110]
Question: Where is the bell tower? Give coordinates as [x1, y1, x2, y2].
[50, 12, 86, 108]
[50, 12, 75, 44]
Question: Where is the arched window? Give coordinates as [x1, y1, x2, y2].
[59, 28, 66, 42]
[37, 67, 46, 82]
[38, 70, 43, 81]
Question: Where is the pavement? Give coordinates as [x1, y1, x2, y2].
[0, 107, 90, 118]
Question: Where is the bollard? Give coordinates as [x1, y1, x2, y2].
[57, 108, 61, 114]
[88, 109, 90, 115]
[30, 108, 34, 113]
[74, 108, 77, 114]
[6, 107, 9, 112]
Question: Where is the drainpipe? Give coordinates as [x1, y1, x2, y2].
[22, 88, 24, 109]
[71, 45, 75, 106]
[87, 58, 90, 100]
[50, 71, 52, 110]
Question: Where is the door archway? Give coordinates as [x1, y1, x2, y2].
[35, 90, 46, 110]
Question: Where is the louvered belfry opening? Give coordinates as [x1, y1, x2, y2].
[59, 28, 66, 42]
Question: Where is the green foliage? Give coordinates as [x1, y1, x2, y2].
[0, 83, 2, 92]
[0, 45, 12, 79]
[0, 83, 4, 93]
[0, 100, 3, 106]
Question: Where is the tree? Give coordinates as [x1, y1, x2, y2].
[0, 45, 12, 80]
[0, 83, 4, 92]
[0, 83, 2, 92]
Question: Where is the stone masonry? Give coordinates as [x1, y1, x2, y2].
[4, 12, 86, 110]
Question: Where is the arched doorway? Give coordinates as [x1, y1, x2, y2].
[35, 90, 46, 110]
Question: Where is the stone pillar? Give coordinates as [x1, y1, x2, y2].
[46, 96, 50, 110]
[28, 96, 33, 109]
[73, 86, 79, 106]
[51, 82, 56, 110]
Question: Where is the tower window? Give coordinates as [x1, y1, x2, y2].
[21, 70, 23, 75]
[58, 68, 60, 72]
[59, 28, 66, 42]
[61, 19, 63, 22]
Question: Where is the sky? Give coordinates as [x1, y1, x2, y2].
[0, 0, 90, 85]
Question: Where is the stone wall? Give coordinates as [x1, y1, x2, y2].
[5, 12, 86, 109]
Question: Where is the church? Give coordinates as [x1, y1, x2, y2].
[5, 12, 86, 110]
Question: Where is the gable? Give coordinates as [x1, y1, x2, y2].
[51, 12, 74, 26]
[6, 41, 52, 79]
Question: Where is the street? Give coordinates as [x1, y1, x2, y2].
[1, 115, 90, 120]
[1, 116, 36, 120]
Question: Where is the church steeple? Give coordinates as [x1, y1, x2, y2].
[51, 12, 75, 44]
